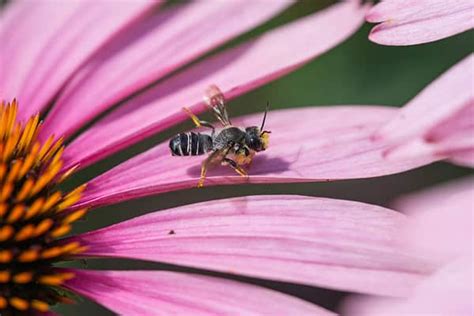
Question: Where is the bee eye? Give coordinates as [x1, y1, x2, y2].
[249, 136, 262, 150]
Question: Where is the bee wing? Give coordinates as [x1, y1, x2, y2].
[204, 85, 232, 126]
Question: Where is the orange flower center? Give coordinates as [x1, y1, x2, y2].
[0, 100, 87, 314]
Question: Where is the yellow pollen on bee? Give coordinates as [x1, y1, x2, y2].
[261, 132, 270, 150]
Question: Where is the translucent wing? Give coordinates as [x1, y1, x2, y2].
[204, 85, 231, 126]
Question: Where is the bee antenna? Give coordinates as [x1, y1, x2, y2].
[260, 101, 269, 131]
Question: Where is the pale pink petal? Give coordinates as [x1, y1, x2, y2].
[62, 1, 367, 169]
[40, 0, 291, 138]
[0, 1, 156, 120]
[341, 177, 474, 315]
[393, 176, 474, 265]
[76, 106, 435, 208]
[65, 269, 332, 315]
[71, 195, 427, 297]
[367, 0, 474, 45]
[341, 257, 472, 315]
[374, 54, 474, 166]
[449, 149, 474, 167]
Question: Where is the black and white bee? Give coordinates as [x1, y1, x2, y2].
[169, 85, 270, 187]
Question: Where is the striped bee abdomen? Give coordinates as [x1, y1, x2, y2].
[169, 132, 213, 156]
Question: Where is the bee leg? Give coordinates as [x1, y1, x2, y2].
[197, 150, 221, 188]
[182, 107, 215, 137]
[223, 158, 248, 178]
[197, 161, 209, 188]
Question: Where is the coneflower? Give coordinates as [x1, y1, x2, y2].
[0, 0, 453, 314]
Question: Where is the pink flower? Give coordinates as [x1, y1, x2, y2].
[366, 0, 474, 46]
[0, 1, 437, 314]
[342, 177, 473, 315]
[374, 54, 474, 167]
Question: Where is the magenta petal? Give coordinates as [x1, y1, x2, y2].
[72, 195, 426, 296]
[367, 0, 474, 45]
[0, 1, 155, 120]
[65, 269, 331, 315]
[40, 0, 291, 138]
[76, 106, 435, 208]
[61, 1, 367, 169]
[375, 55, 474, 166]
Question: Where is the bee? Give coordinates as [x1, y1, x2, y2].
[169, 85, 270, 187]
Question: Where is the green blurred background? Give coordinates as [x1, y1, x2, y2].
[2, 0, 472, 314]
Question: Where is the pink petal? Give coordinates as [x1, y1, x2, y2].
[1, 1, 80, 109]
[393, 176, 474, 265]
[367, 0, 474, 45]
[375, 54, 474, 166]
[76, 106, 435, 208]
[0, 1, 156, 120]
[62, 1, 367, 169]
[65, 269, 332, 315]
[71, 195, 426, 297]
[341, 257, 472, 315]
[341, 177, 474, 315]
[449, 149, 474, 167]
[40, 0, 291, 138]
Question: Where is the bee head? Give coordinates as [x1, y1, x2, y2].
[245, 127, 270, 152]
[245, 103, 271, 152]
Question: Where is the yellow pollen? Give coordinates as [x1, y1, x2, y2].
[0, 250, 13, 263]
[0, 225, 14, 241]
[34, 218, 54, 237]
[50, 224, 72, 238]
[0, 100, 89, 312]
[38, 272, 74, 286]
[13, 271, 33, 284]
[14, 224, 35, 241]
[6, 204, 25, 223]
[31, 299, 50, 312]
[16, 178, 35, 201]
[0, 296, 6, 309]
[18, 249, 39, 262]
[63, 208, 87, 224]
[0, 203, 6, 217]
[41, 246, 63, 259]
[9, 297, 29, 311]
[61, 241, 82, 253]
[0, 271, 10, 282]
[24, 197, 44, 219]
